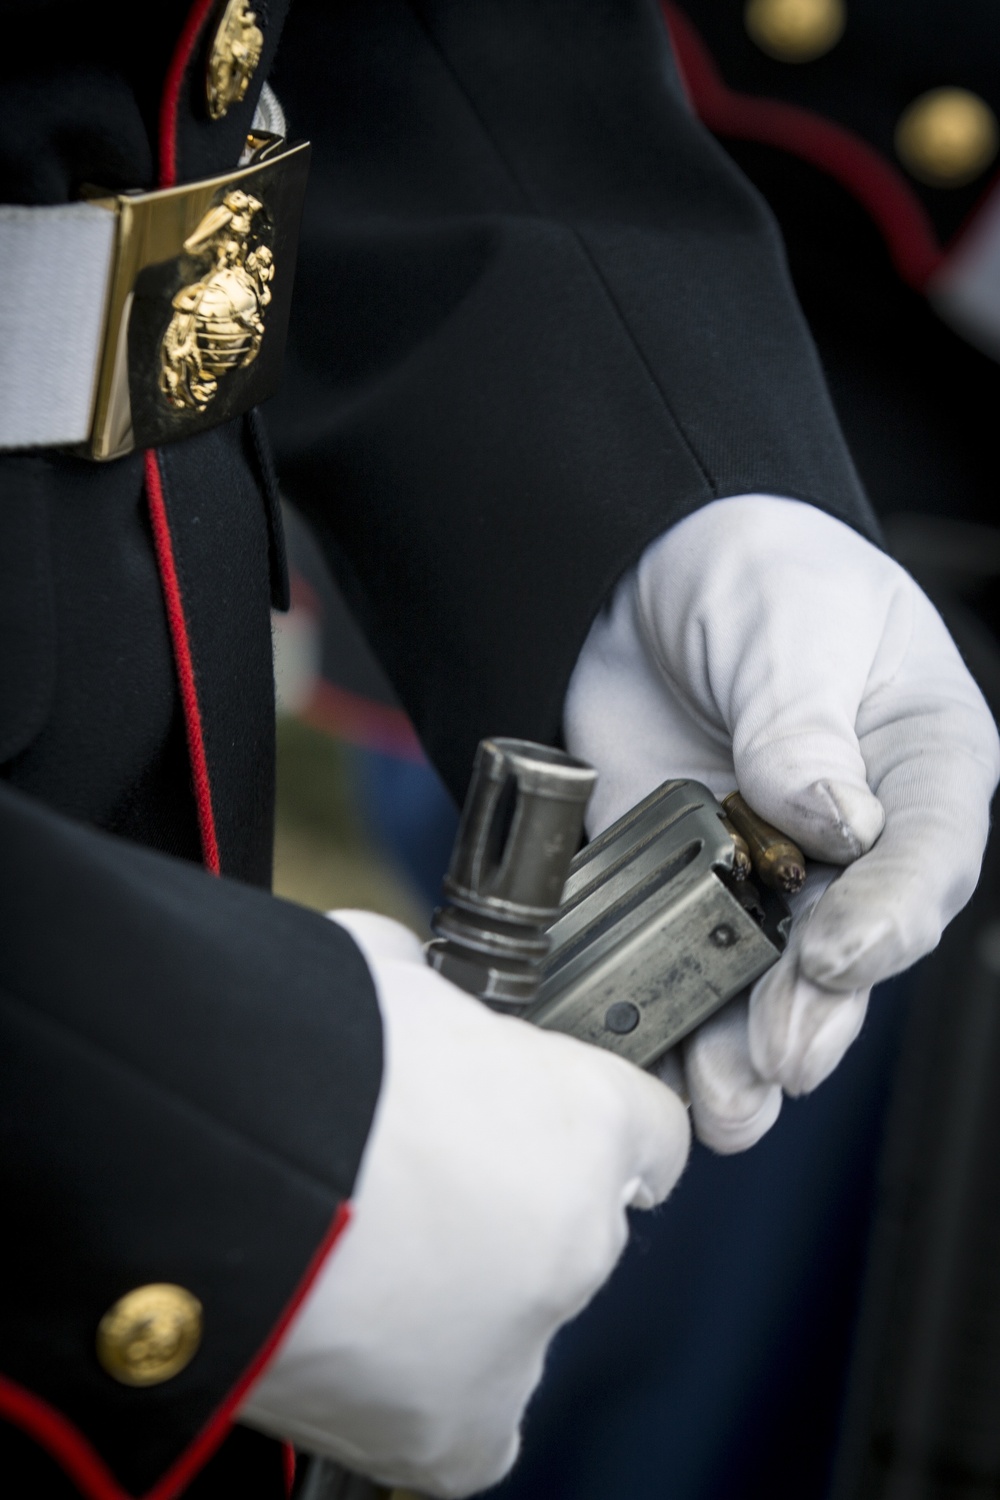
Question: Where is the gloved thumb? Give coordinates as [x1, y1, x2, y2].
[638, 494, 893, 864]
[735, 751, 886, 866]
[603, 1053, 691, 1207]
[714, 576, 888, 861]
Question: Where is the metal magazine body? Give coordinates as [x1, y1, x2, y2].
[527, 779, 791, 1069]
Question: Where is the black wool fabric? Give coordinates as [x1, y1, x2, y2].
[0, 448, 202, 863]
[0, 782, 382, 1495]
[268, 0, 877, 803]
[155, 422, 281, 884]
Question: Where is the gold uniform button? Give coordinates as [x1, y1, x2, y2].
[96, 1284, 203, 1387]
[895, 88, 999, 188]
[744, 0, 845, 63]
[206, 0, 265, 121]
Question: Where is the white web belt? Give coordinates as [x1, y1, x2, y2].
[0, 202, 117, 450]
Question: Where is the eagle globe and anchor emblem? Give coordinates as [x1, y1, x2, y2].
[159, 188, 275, 413]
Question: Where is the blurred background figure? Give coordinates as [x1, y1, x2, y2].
[271, 501, 456, 925]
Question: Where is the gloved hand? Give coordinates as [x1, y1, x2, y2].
[240, 909, 689, 1497]
[564, 495, 999, 1153]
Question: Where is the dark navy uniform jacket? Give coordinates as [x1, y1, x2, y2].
[0, 2, 878, 1496]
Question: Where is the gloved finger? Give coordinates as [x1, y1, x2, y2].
[651, 1047, 688, 1102]
[796, 613, 998, 990]
[581, 1042, 692, 1209]
[742, 863, 869, 1092]
[682, 997, 782, 1153]
[748, 949, 870, 1095]
[326, 908, 426, 966]
[797, 803, 984, 991]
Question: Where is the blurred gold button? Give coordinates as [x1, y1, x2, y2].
[744, 0, 845, 62]
[96, 1284, 203, 1387]
[895, 88, 999, 187]
[206, 0, 264, 121]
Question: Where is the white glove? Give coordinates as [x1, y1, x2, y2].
[240, 910, 689, 1497]
[564, 495, 999, 1153]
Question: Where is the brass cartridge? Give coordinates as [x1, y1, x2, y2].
[722, 792, 807, 895]
[719, 815, 752, 881]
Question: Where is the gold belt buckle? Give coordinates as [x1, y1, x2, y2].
[84, 134, 310, 461]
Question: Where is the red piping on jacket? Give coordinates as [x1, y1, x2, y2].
[145, 452, 222, 876]
[158, 0, 217, 188]
[150, 0, 223, 874]
[0, 1203, 351, 1500]
[661, 2, 946, 289]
